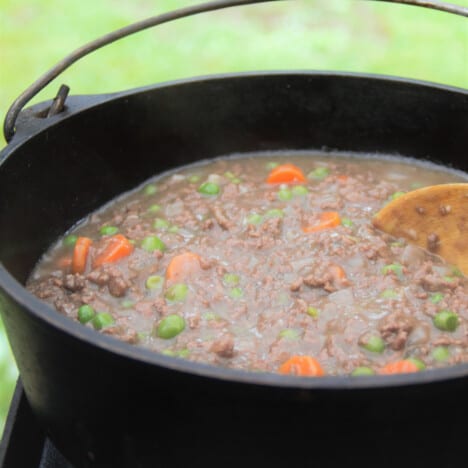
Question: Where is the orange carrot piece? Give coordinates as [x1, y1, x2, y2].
[302, 211, 341, 233]
[279, 355, 324, 377]
[330, 264, 346, 281]
[266, 163, 306, 184]
[166, 252, 201, 283]
[72, 237, 93, 274]
[93, 234, 134, 268]
[337, 175, 349, 183]
[380, 360, 419, 375]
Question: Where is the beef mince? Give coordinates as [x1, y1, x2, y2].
[27, 153, 468, 376]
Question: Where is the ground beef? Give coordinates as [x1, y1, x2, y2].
[152, 298, 168, 317]
[379, 312, 415, 351]
[108, 276, 130, 297]
[212, 205, 234, 231]
[415, 263, 460, 291]
[102, 326, 139, 344]
[210, 334, 235, 358]
[63, 274, 86, 292]
[87, 270, 110, 286]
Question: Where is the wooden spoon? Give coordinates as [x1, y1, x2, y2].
[372, 183, 468, 275]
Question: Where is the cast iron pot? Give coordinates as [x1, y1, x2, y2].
[1, 1, 468, 466]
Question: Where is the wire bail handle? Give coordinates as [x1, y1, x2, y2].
[3, 0, 467, 142]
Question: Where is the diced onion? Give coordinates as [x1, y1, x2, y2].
[328, 288, 354, 305]
[401, 244, 426, 266]
[207, 174, 223, 184]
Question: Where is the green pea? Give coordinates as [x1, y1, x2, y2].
[177, 348, 190, 358]
[188, 175, 201, 183]
[265, 208, 284, 218]
[91, 312, 115, 330]
[78, 305, 95, 324]
[308, 167, 329, 180]
[245, 213, 263, 225]
[147, 204, 161, 213]
[203, 312, 219, 321]
[229, 287, 244, 299]
[430, 292, 444, 304]
[198, 182, 220, 196]
[224, 171, 238, 181]
[351, 367, 375, 377]
[433, 310, 459, 332]
[141, 236, 165, 252]
[153, 218, 170, 230]
[306, 307, 319, 318]
[156, 315, 185, 339]
[165, 283, 188, 302]
[223, 273, 240, 286]
[389, 191, 406, 201]
[168, 225, 179, 233]
[381, 289, 399, 299]
[62, 234, 78, 247]
[100, 225, 119, 236]
[432, 346, 450, 362]
[137, 332, 148, 342]
[146, 275, 164, 290]
[163, 348, 190, 358]
[381, 263, 403, 277]
[407, 357, 426, 371]
[390, 241, 404, 248]
[231, 177, 242, 184]
[450, 266, 464, 278]
[143, 184, 157, 195]
[265, 161, 279, 170]
[291, 185, 308, 196]
[341, 218, 353, 228]
[360, 335, 385, 353]
[120, 300, 134, 309]
[278, 329, 302, 340]
[278, 188, 293, 201]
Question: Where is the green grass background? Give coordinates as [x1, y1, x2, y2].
[0, 0, 467, 435]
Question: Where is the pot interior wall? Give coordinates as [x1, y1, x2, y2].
[1, 73, 467, 283]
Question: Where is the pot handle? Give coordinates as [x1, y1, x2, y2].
[3, 0, 467, 142]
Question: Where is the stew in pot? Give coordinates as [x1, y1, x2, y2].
[27, 152, 468, 376]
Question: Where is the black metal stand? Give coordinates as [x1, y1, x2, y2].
[0, 381, 71, 468]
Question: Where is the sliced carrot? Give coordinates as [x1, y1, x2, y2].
[266, 163, 306, 184]
[302, 211, 341, 233]
[380, 360, 419, 375]
[72, 237, 93, 274]
[279, 355, 324, 377]
[330, 264, 346, 281]
[93, 234, 134, 268]
[337, 174, 349, 183]
[166, 252, 201, 283]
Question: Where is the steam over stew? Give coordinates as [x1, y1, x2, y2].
[28, 153, 468, 376]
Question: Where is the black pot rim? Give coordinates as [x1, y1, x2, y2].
[3, 70, 468, 151]
[1, 70, 468, 391]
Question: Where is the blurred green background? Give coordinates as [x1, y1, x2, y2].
[0, 0, 467, 436]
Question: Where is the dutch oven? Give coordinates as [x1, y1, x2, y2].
[1, 1, 468, 466]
